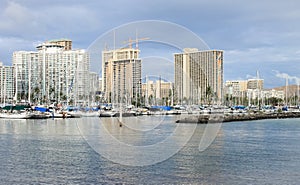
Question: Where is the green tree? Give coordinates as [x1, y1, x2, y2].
[33, 87, 40, 103]
[206, 86, 213, 105]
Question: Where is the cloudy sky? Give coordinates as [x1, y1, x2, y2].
[1, 0, 300, 88]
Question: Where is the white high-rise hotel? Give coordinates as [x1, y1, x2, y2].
[175, 48, 223, 104]
[12, 39, 91, 104]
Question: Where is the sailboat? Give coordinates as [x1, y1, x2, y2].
[0, 111, 31, 119]
[0, 105, 32, 119]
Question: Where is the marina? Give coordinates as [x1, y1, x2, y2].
[1, 103, 300, 124]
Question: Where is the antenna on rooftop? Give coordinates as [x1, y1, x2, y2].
[104, 43, 108, 51]
[136, 29, 138, 49]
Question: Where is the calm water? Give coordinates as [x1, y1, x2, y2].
[0, 116, 300, 184]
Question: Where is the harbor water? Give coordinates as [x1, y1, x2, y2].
[0, 116, 299, 184]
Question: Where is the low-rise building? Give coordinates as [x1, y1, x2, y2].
[142, 80, 173, 105]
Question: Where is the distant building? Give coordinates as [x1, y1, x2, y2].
[247, 89, 284, 102]
[0, 62, 15, 102]
[247, 79, 264, 90]
[47, 38, 72, 51]
[102, 48, 141, 103]
[12, 39, 90, 104]
[225, 80, 248, 97]
[88, 72, 100, 104]
[98, 78, 102, 92]
[174, 48, 223, 104]
[225, 77, 284, 106]
[262, 89, 284, 100]
[142, 80, 173, 105]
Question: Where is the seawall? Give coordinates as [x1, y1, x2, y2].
[175, 112, 300, 124]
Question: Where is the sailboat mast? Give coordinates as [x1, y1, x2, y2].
[3, 72, 6, 105]
[14, 66, 18, 102]
[297, 79, 299, 106]
[285, 77, 288, 106]
[256, 70, 260, 108]
[145, 75, 148, 106]
[28, 59, 31, 103]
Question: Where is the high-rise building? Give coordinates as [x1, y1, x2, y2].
[89, 72, 100, 104]
[37, 39, 72, 51]
[12, 40, 90, 104]
[0, 62, 15, 103]
[102, 48, 141, 103]
[174, 49, 223, 104]
[12, 51, 38, 101]
[247, 79, 264, 90]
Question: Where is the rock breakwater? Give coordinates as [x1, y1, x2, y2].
[175, 112, 300, 123]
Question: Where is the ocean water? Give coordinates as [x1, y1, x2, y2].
[0, 117, 299, 184]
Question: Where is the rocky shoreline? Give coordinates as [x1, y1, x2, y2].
[175, 111, 300, 124]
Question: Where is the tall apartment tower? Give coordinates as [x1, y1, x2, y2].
[12, 40, 90, 104]
[42, 39, 72, 51]
[102, 48, 141, 103]
[174, 49, 223, 104]
[0, 62, 15, 102]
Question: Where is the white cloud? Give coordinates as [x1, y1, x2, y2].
[0, 1, 33, 31]
[225, 47, 300, 65]
[0, 1, 101, 39]
[273, 70, 300, 84]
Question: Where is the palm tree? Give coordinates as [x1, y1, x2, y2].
[206, 86, 213, 105]
[33, 87, 40, 103]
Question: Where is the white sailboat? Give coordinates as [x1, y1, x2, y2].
[0, 111, 31, 119]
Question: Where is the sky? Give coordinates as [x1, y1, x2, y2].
[0, 0, 300, 88]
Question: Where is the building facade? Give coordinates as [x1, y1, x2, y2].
[88, 72, 100, 105]
[102, 48, 142, 103]
[225, 79, 264, 98]
[175, 49, 223, 105]
[225, 80, 248, 98]
[41, 39, 72, 51]
[247, 89, 284, 101]
[224, 78, 284, 106]
[0, 62, 15, 103]
[247, 79, 264, 90]
[12, 39, 90, 104]
[141, 80, 173, 106]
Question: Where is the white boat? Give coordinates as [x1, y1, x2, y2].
[0, 112, 31, 119]
[66, 111, 82, 118]
[81, 111, 99, 117]
[99, 111, 116, 117]
[50, 111, 71, 118]
[28, 112, 51, 119]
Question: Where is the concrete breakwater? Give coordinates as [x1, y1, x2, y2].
[175, 111, 300, 123]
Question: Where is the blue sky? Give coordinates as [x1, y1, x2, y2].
[0, 0, 299, 88]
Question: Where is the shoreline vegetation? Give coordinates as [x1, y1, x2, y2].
[175, 111, 300, 124]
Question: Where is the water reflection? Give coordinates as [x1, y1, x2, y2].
[77, 116, 199, 166]
[0, 119, 82, 136]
